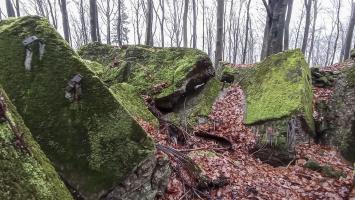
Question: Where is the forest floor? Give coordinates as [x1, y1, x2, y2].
[139, 61, 354, 200]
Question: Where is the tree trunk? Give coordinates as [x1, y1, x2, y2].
[294, 7, 305, 49]
[308, 0, 318, 64]
[5, 0, 15, 17]
[79, 0, 88, 44]
[117, 0, 122, 46]
[15, 0, 20, 16]
[228, 0, 234, 62]
[183, 0, 189, 47]
[160, 0, 165, 47]
[301, 0, 312, 54]
[90, 0, 98, 42]
[59, 0, 70, 43]
[202, 0, 205, 51]
[284, 0, 293, 50]
[145, 0, 153, 46]
[47, 0, 58, 29]
[232, 1, 243, 64]
[192, 0, 197, 48]
[242, 0, 251, 64]
[261, 0, 288, 59]
[330, 0, 341, 65]
[106, 0, 111, 44]
[214, 0, 224, 69]
[343, 2, 355, 60]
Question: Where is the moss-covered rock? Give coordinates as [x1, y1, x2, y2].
[242, 50, 314, 131]
[165, 78, 223, 126]
[0, 87, 73, 200]
[0, 16, 154, 199]
[350, 48, 355, 59]
[78, 42, 120, 67]
[110, 83, 158, 125]
[79, 43, 215, 111]
[304, 160, 345, 179]
[320, 65, 355, 162]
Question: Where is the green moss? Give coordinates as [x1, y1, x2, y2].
[304, 160, 345, 179]
[110, 83, 158, 126]
[242, 50, 314, 133]
[0, 16, 154, 199]
[0, 87, 72, 200]
[345, 65, 355, 86]
[188, 78, 222, 122]
[78, 42, 120, 67]
[82, 59, 105, 76]
[79, 43, 214, 99]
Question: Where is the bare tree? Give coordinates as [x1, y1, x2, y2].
[330, 0, 341, 65]
[5, 0, 16, 17]
[145, 0, 153, 45]
[232, 0, 244, 64]
[15, 0, 20, 16]
[90, 0, 99, 42]
[202, 0, 205, 51]
[59, 0, 70, 43]
[294, 6, 305, 49]
[214, 0, 224, 68]
[342, 2, 355, 60]
[154, 0, 165, 47]
[308, 0, 318, 64]
[47, 0, 58, 29]
[261, 0, 288, 59]
[192, 0, 197, 48]
[284, 0, 293, 50]
[183, 0, 189, 47]
[78, 0, 88, 44]
[242, 0, 251, 64]
[301, 0, 312, 54]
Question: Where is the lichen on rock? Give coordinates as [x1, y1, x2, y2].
[0, 87, 72, 200]
[0, 16, 154, 199]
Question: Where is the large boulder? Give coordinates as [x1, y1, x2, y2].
[316, 65, 355, 162]
[0, 16, 155, 199]
[226, 50, 314, 166]
[0, 87, 72, 200]
[79, 43, 215, 111]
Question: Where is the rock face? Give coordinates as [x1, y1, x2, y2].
[311, 67, 339, 88]
[316, 65, 355, 162]
[0, 87, 72, 200]
[0, 16, 155, 199]
[224, 50, 314, 166]
[79, 43, 215, 111]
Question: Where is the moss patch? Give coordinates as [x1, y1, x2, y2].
[78, 42, 120, 67]
[241, 50, 314, 132]
[79, 43, 214, 99]
[110, 83, 158, 125]
[0, 16, 154, 199]
[0, 87, 72, 200]
[304, 160, 345, 179]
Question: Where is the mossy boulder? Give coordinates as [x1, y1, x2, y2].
[79, 43, 215, 111]
[350, 48, 355, 59]
[319, 65, 355, 162]
[0, 87, 72, 200]
[165, 78, 223, 127]
[0, 16, 154, 199]
[78, 42, 120, 67]
[110, 83, 158, 125]
[232, 50, 314, 164]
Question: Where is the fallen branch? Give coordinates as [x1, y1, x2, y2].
[194, 130, 233, 149]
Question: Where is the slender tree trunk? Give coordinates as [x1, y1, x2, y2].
[242, 0, 251, 64]
[261, 0, 288, 59]
[301, 0, 312, 54]
[106, 0, 111, 44]
[343, 2, 355, 60]
[214, 0, 224, 69]
[90, 0, 98, 42]
[59, 0, 70, 43]
[160, 0, 165, 47]
[202, 0, 205, 51]
[15, 0, 20, 16]
[331, 0, 341, 65]
[284, 0, 293, 50]
[228, 0, 234, 62]
[145, 0, 153, 45]
[47, 0, 58, 29]
[232, 1, 243, 64]
[294, 7, 305, 49]
[117, 0, 122, 46]
[183, 0, 189, 47]
[308, 0, 318, 64]
[79, 0, 88, 44]
[5, 0, 15, 17]
[192, 0, 197, 48]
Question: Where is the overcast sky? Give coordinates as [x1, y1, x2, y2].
[0, 0, 354, 64]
